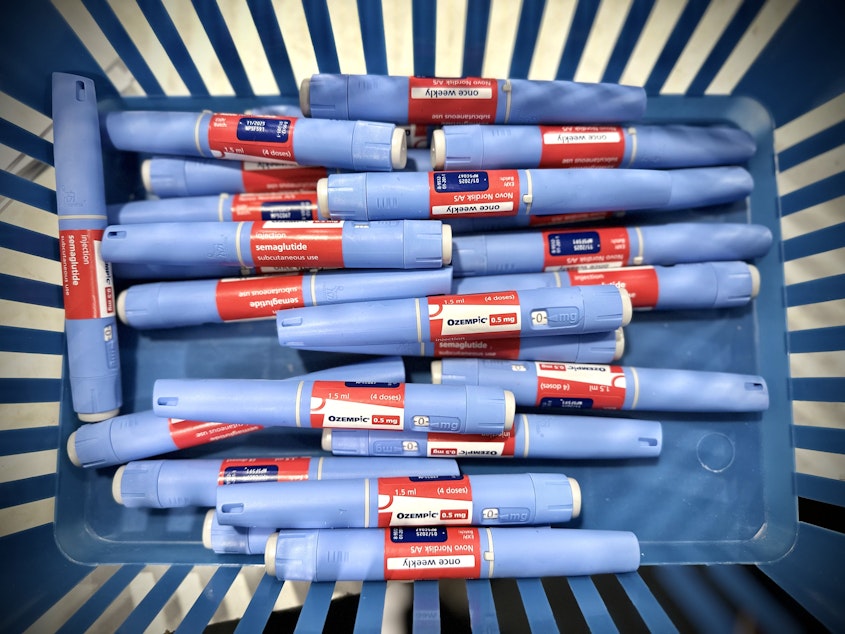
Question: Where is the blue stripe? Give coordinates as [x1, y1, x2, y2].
[246, 0, 299, 97]
[466, 579, 499, 633]
[789, 325, 845, 355]
[116, 566, 192, 634]
[616, 572, 678, 633]
[780, 172, 845, 217]
[642, 1, 709, 95]
[0, 222, 58, 262]
[0, 273, 63, 308]
[135, 0, 210, 97]
[233, 573, 283, 633]
[412, 580, 441, 634]
[356, 0, 388, 75]
[0, 169, 56, 213]
[787, 275, 845, 308]
[567, 576, 619, 633]
[0, 378, 62, 404]
[0, 119, 53, 166]
[353, 581, 387, 633]
[294, 581, 335, 634]
[0, 427, 59, 457]
[794, 425, 845, 455]
[601, 0, 655, 85]
[783, 222, 845, 261]
[81, 0, 164, 96]
[174, 566, 240, 633]
[653, 566, 734, 633]
[796, 473, 845, 507]
[555, 1, 597, 80]
[0, 523, 91, 633]
[56, 565, 146, 634]
[412, 0, 436, 77]
[301, 0, 341, 74]
[778, 119, 845, 173]
[516, 578, 559, 633]
[508, 0, 546, 79]
[733, 0, 845, 128]
[190, 0, 254, 97]
[791, 378, 845, 402]
[684, 0, 765, 96]
[0, 326, 62, 357]
[461, 0, 492, 77]
[0, 474, 55, 509]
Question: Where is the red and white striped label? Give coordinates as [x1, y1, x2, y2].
[378, 476, 473, 526]
[310, 382, 406, 429]
[168, 419, 263, 450]
[534, 362, 626, 409]
[567, 266, 659, 308]
[428, 292, 521, 339]
[426, 431, 516, 457]
[214, 274, 305, 321]
[240, 163, 325, 193]
[249, 221, 344, 268]
[408, 77, 498, 124]
[384, 526, 481, 579]
[59, 229, 115, 319]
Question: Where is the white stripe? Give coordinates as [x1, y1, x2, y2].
[521, 413, 529, 457]
[574, 0, 633, 83]
[481, 0, 523, 79]
[143, 566, 219, 634]
[0, 449, 57, 484]
[218, 0, 280, 95]
[105, 0, 190, 96]
[22, 566, 122, 634]
[0, 91, 53, 140]
[0, 352, 62, 379]
[209, 566, 268, 625]
[0, 299, 64, 332]
[660, 0, 743, 95]
[777, 144, 845, 197]
[629, 366, 640, 409]
[780, 194, 845, 241]
[0, 402, 60, 430]
[382, 0, 415, 76]
[784, 246, 845, 286]
[618, 0, 688, 87]
[787, 298, 845, 332]
[0, 199, 58, 238]
[790, 351, 845, 379]
[0, 245, 62, 286]
[706, 0, 799, 95]
[435, 0, 468, 77]
[0, 497, 54, 537]
[273, 579, 311, 613]
[527, 0, 577, 80]
[775, 93, 845, 153]
[794, 447, 845, 480]
[0, 140, 49, 178]
[270, 0, 319, 89]
[364, 478, 370, 527]
[793, 401, 845, 430]
[160, 0, 235, 96]
[50, 0, 145, 96]
[327, 0, 368, 74]
[84, 565, 171, 634]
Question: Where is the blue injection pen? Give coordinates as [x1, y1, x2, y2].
[52, 73, 122, 422]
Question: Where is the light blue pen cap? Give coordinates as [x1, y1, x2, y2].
[204, 510, 274, 554]
[67, 419, 121, 468]
[301, 75, 347, 119]
[103, 111, 211, 156]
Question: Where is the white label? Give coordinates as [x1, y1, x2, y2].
[378, 494, 472, 525]
[411, 87, 493, 100]
[386, 555, 476, 570]
[430, 202, 515, 216]
[542, 130, 623, 145]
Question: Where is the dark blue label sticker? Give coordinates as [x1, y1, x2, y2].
[237, 117, 291, 143]
[344, 382, 401, 388]
[260, 201, 313, 220]
[390, 526, 448, 543]
[408, 475, 464, 482]
[539, 397, 594, 409]
[221, 465, 279, 484]
[433, 172, 489, 193]
[547, 231, 601, 256]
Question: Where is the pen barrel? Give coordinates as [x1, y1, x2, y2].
[661, 166, 753, 211]
[631, 368, 768, 411]
[206, 515, 274, 554]
[69, 410, 179, 468]
[639, 223, 772, 264]
[108, 196, 223, 224]
[103, 110, 210, 157]
[628, 124, 756, 169]
[528, 168, 671, 214]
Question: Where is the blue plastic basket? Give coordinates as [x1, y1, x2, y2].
[1, 1, 843, 631]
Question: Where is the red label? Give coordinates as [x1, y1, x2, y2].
[230, 192, 319, 221]
[384, 526, 481, 579]
[214, 274, 305, 321]
[249, 220, 344, 268]
[427, 431, 516, 457]
[217, 457, 311, 484]
[407, 77, 498, 124]
[310, 381, 406, 429]
[534, 362, 626, 409]
[539, 126, 625, 168]
[378, 476, 473, 526]
[240, 163, 325, 193]
[528, 211, 617, 227]
[428, 292, 521, 340]
[429, 170, 518, 218]
[208, 113, 297, 163]
[432, 338, 522, 359]
[567, 266, 659, 308]
[168, 419, 263, 450]
[542, 227, 630, 270]
[59, 229, 115, 319]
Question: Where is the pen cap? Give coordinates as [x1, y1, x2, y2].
[301, 75, 349, 119]
[67, 421, 120, 468]
[530, 168, 672, 213]
[143, 157, 247, 198]
[661, 166, 754, 211]
[68, 409, 172, 468]
[523, 413, 662, 458]
[490, 528, 640, 577]
[432, 126, 540, 170]
[634, 368, 769, 412]
[103, 111, 210, 156]
[101, 222, 242, 265]
[508, 79, 646, 123]
[654, 261, 758, 310]
[630, 124, 756, 169]
[639, 223, 773, 264]
[118, 279, 220, 329]
[114, 461, 164, 507]
[205, 511, 273, 554]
